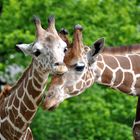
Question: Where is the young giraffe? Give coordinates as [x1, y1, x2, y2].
[43, 25, 140, 139]
[0, 16, 68, 140]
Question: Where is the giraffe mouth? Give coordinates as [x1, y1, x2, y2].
[47, 104, 58, 111]
[52, 63, 68, 75]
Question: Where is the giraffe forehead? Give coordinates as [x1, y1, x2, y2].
[34, 37, 66, 57]
[50, 36, 66, 49]
[37, 31, 62, 46]
[64, 48, 86, 65]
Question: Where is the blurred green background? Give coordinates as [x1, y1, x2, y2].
[0, 0, 140, 139]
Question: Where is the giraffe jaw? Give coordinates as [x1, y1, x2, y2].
[47, 104, 59, 111]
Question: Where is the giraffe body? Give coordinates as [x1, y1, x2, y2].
[96, 53, 140, 95]
[43, 26, 140, 109]
[43, 25, 140, 140]
[0, 62, 47, 139]
[0, 16, 68, 139]
[65, 52, 140, 96]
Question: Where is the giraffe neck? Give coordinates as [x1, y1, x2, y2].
[70, 53, 140, 97]
[0, 60, 49, 140]
[95, 53, 140, 95]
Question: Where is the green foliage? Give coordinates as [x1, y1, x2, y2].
[31, 85, 136, 140]
[0, 0, 139, 139]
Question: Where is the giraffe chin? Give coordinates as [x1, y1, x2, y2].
[47, 104, 59, 111]
[42, 97, 59, 111]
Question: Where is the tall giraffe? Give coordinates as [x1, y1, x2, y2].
[0, 16, 68, 140]
[43, 25, 140, 139]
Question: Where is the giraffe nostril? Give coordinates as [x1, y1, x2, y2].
[47, 94, 51, 98]
[54, 62, 60, 66]
[53, 62, 68, 74]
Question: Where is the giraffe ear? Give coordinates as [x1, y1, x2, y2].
[88, 38, 104, 64]
[16, 43, 33, 55]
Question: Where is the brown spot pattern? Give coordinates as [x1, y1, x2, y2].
[116, 56, 130, 69]
[8, 94, 15, 107]
[23, 93, 35, 110]
[76, 81, 82, 89]
[23, 76, 28, 88]
[1, 120, 22, 140]
[17, 83, 24, 98]
[15, 116, 25, 129]
[117, 72, 133, 93]
[86, 80, 91, 87]
[135, 77, 140, 89]
[0, 107, 7, 119]
[101, 67, 113, 84]
[129, 55, 140, 74]
[98, 55, 102, 61]
[135, 77, 140, 95]
[27, 80, 41, 98]
[114, 69, 123, 86]
[68, 86, 74, 93]
[36, 96, 42, 106]
[51, 75, 63, 85]
[34, 69, 44, 83]
[70, 90, 79, 95]
[13, 95, 20, 108]
[12, 106, 19, 118]
[20, 101, 35, 121]
[97, 62, 104, 70]
[103, 55, 118, 69]
[83, 73, 86, 80]
[33, 77, 42, 89]
[85, 71, 91, 81]
[9, 108, 15, 123]
[23, 128, 34, 140]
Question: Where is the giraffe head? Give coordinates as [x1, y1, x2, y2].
[16, 16, 68, 74]
[43, 25, 104, 110]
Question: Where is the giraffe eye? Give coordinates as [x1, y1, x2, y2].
[64, 47, 68, 53]
[75, 62, 85, 72]
[33, 49, 41, 57]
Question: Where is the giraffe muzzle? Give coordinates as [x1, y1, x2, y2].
[52, 63, 68, 74]
[42, 95, 60, 111]
[47, 104, 59, 111]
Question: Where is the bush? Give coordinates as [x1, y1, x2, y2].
[31, 85, 136, 140]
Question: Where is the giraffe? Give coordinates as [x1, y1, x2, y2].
[0, 16, 68, 140]
[43, 25, 140, 139]
[133, 97, 140, 140]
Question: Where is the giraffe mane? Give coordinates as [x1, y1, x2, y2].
[10, 62, 33, 93]
[0, 61, 33, 105]
[0, 85, 12, 106]
[102, 44, 140, 55]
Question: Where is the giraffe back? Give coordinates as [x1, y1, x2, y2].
[97, 52, 140, 95]
[103, 44, 140, 55]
